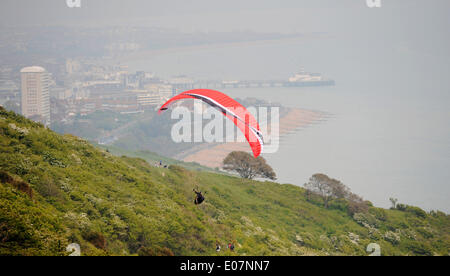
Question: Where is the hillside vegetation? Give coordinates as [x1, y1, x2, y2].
[97, 145, 221, 174]
[0, 107, 449, 256]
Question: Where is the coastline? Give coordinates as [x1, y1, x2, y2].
[112, 33, 330, 66]
[181, 108, 328, 168]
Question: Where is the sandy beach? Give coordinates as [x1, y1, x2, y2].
[181, 108, 327, 168]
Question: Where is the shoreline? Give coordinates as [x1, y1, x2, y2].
[181, 108, 328, 168]
[112, 33, 330, 66]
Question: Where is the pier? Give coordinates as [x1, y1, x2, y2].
[171, 79, 335, 93]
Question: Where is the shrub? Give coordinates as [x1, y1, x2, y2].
[328, 198, 348, 212]
[353, 212, 378, 228]
[0, 171, 33, 199]
[396, 204, 427, 219]
[369, 208, 388, 221]
[406, 206, 427, 219]
[396, 204, 407, 211]
[416, 228, 434, 239]
[404, 241, 433, 256]
[383, 231, 400, 245]
[348, 200, 369, 216]
[37, 177, 63, 199]
[82, 231, 107, 250]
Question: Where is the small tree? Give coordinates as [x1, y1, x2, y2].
[223, 151, 276, 180]
[304, 173, 367, 211]
[389, 197, 398, 209]
[304, 174, 334, 208]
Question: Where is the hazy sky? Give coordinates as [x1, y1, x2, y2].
[1, 1, 449, 61]
[1, 0, 449, 35]
[1, 1, 449, 59]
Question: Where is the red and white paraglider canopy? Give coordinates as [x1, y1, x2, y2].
[158, 89, 263, 158]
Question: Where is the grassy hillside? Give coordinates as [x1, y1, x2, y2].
[0, 107, 449, 256]
[96, 144, 222, 174]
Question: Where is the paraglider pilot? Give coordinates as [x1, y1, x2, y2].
[193, 187, 205, 205]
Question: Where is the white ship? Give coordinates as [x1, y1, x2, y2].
[288, 68, 324, 82]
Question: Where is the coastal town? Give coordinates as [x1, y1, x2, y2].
[0, 26, 335, 129]
[0, 58, 333, 128]
[1, 60, 188, 126]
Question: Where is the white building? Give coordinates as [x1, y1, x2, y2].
[129, 89, 161, 106]
[145, 84, 173, 101]
[20, 66, 50, 125]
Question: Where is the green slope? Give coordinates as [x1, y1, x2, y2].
[96, 144, 222, 174]
[0, 107, 449, 256]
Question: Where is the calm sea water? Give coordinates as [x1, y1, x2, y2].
[125, 34, 450, 212]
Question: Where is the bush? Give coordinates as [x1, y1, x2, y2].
[416, 228, 434, 239]
[404, 241, 433, 256]
[406, 206, 427, 219]
[82, 231, 107, 250]
[348, 201, 369, 216]
[36, 175, 63, 199]
[369, 208, 388, 221]
[383, 231, 400, 245]
[396, 204, 407, 211]
[353, 212, 378, 228]
[328, 198, 348, 212]
[396, 204, 427, 219]
[0, 171, 33, 199]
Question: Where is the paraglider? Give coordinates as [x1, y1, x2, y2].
[158, 89, 264, 158]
